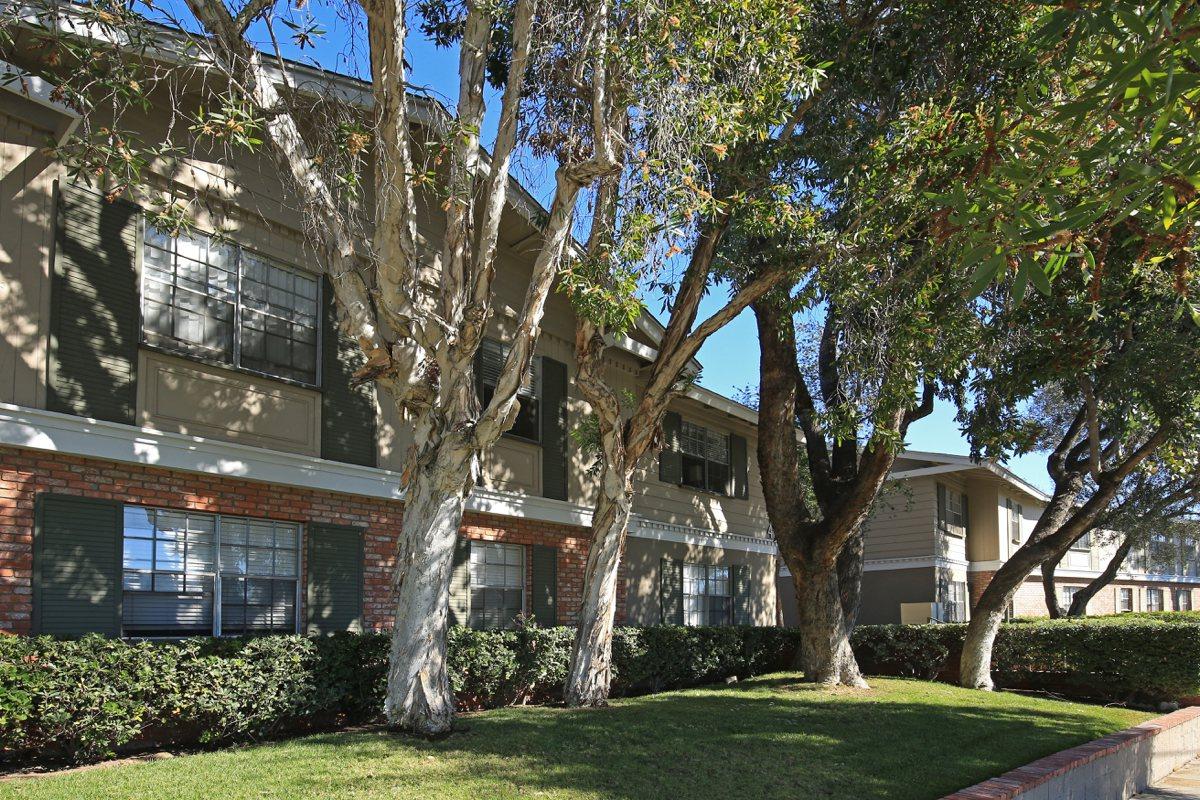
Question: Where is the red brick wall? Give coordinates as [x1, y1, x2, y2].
[0, 444, 612, 634]
[975, 571, 1198, 618]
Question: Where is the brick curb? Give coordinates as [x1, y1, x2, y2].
[941, 706, 1200, 799]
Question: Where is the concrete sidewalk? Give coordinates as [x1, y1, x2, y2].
[1135, 759, 1200, 799]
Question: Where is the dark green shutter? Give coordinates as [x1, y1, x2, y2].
[47, 182, 140, 424]
[33, 493, 123, 637]
[660, 557, 683, 624]
[936, 483, 947, 533]
[320, 278, 377, 466]
[540, 357, 569, 501]
[659, 411, 683, 484]
[732, 564, 753, 625]
[729, 434, 749, 499]
[448, 537, 472, 626]
[305, 523, 364, 635]
[531, 544, 558, 625]
[475, 338, 505, 402]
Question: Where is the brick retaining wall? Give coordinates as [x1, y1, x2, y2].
[943, 706, 1200, 799]
[0, 444, 618, 634]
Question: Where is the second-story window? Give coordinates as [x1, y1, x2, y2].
[476, 339, 540, 441]
[936, 484, 967, 537]
[1007, 499, 1022, 544]
[1069, 532, 1091, 553]
[142, 226, 320, 386]
[680, 422, 730, 495]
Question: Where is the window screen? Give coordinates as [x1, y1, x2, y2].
[683, 563, 732, 626]
[469, 542, 524, 629]
[142, 226, 320, 385]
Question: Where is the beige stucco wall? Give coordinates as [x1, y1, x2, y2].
[623, 537, 777, 626]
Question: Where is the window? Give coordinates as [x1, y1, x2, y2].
[122, 506, 299, 636]
[469, 542, 525, 629]
[476, 339, 540, 441]
[218, 517, 301, 634]
[142, 226, 320, 385]
[683, 563, 732, 626]
[1177, 589, 1193, 612]
[1069, 532, 1091, 553]
[1061, 585, 1080, 608]
[1150, 534, 1176, 573]
[941, 581, 968, 623]
[1147, 587, 1164, 612]
[1183, 536, 1200, 578]
[936, 484, 967, 536]
[1007, 499, 1022, 544]
[680, 422, 730, 495]
[1118, 587, 1134, 613]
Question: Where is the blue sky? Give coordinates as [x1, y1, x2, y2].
[239, 8, 1052, 493]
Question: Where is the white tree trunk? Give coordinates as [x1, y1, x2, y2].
[959, 607, 1005, 690]
[384, 438, 477, 736]
[564, 478, 633, 706]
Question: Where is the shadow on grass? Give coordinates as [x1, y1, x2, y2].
[200, 674, 1142, 800]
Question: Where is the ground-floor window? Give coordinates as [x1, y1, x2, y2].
[122, 506, 300, 636]
[1176, 589, 1192, 612]
[683, 563, 732, 626]
[1147, 587, 1164, 611]
[942, 581, 968, 622]
[1061, 585, 1081, 610]
[1117, 587, 1134, 613]
[469, 541, 525, 629]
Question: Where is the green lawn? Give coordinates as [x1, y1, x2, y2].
[1, 674, 1150, 800]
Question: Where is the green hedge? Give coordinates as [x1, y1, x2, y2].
[0, 625, 799, 766]
[7, 619, 1197, 767]
[853, 619, 1200, 701]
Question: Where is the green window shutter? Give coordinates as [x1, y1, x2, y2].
[659, 411, 683, 484]
[33, 493, 123, 637]
[448, 537, 472, 626]
[305, 522, 364, 635]
[540, 356, 569, 501]
[474, 338, 505, 403]
[531, 544, 558, 626]
[729, 433, 749, 499]
[320, 277, 378, 466]
[936, 482, 947, 533]
[660, 557, 683, 624]
[47, 182, 141, 424]
[732, 564, 753, 626]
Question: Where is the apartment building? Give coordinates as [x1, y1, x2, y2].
[777, 451, 1200, 624]
[0, 54, 781, 639]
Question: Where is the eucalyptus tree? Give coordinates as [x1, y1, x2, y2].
[0, 0, 752, 734]
[558, 2, 821, 706]
[741, 0, 1034, 686]
[1041, 454, 1200, 618]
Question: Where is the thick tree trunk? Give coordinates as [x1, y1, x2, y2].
[384, 440, 477, 736]
[837, 532, 865, 628]
[1067, 536, 1135, 617]
[790, 551, 869, 687]
[1041, 553, 1064, 618]
[564, 480, 633, 706]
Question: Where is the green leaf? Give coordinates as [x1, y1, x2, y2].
[1020, 255, 1053, 296]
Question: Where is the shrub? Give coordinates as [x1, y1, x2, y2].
[0, 624, 796, 767]
[852, 619, 1200, 701]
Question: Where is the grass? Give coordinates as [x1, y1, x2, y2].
[1, 673, 1151, 800]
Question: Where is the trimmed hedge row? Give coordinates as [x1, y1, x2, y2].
[5, 619, 1198, 767]
[0, 625, 799, 766]
[853, 619, 1200, 700]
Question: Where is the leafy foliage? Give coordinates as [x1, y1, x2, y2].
[854, 619, 1200, 701]
[0, 626, 798, 767]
